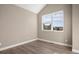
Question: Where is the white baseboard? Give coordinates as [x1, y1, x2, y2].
[38, 38, 72, 47]
[0, 39, 37, 51]
[0, 38, 72, 52]
[72, 49, 79, 53]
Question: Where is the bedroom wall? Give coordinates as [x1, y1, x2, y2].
[37, 4, 72, 45]
[0, 5, 37, 48]
[72, 4, 79, 51]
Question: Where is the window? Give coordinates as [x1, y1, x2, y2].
[42, 14, 52, 31]
[52, 11, 64, 31]
[42, 10, 64, 32]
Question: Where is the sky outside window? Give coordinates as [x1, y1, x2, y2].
[52, 11, 64, 27]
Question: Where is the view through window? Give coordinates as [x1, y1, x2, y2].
[42, 10, 64, 31]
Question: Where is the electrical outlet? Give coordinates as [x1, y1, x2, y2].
[65, 40, 68, 42]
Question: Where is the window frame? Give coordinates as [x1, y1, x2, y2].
[52, 10, 64, 32]
[42, 10, 64, 32]
[42, 14, 53, 31]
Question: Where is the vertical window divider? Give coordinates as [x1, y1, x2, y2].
[51, 14, 53, 31]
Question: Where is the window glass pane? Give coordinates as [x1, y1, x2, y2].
[42, 14, 52, 30]
[52, 11, 64, 31]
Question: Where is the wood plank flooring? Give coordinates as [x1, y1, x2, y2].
[0, 40, 73, 54]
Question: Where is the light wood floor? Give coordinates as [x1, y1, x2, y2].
[0, 40, 73, 54]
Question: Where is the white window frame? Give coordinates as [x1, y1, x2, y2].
[42, 10, 64, 32]
[42, 14, 53, 31]
[52, 10, 64, 32]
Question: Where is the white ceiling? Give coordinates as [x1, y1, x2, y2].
[15, 4, 46, 14]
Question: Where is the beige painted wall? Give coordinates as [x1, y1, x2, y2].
[0, 5, 37, 48]
[37, 4, 72, 45]
[72, 5, 79, 50]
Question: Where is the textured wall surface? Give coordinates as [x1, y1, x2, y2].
[0, 5, 37, 48]
[38, 4, 72, 45]
[72, 5, 79, 50]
